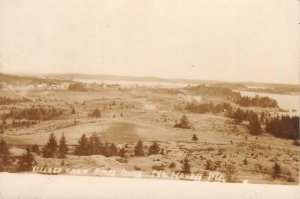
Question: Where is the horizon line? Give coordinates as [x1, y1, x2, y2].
[1, 71, 299, 86]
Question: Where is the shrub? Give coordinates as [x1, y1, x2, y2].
[225, 162, 237, 182]
[169, 162, 176, 169]
[218, 148, 225, 155]
[272, 162, 282, 179]
[205, 160, 215, 171]
[192, 134, 198, 142]
[293, 140, 300, 146]
[181, 156, 191, 174]
[207, 147, 215, 151]
[116, 158, 128, 164]
[68, 83, 87, 91]
[71, 107, 75, 114]
[89, 108, 101, 118]
[152, 164, 165, 171]
[174, 115, 191, 129]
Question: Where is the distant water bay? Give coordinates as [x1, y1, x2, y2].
[239, 91, 299, 115]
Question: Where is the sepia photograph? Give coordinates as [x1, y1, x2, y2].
[0, 0, 299, 198]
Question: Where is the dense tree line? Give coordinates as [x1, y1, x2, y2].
[4, 106, 63, 121]
[229, 108, 299, 139]
[0, 117, 38, 132]
[185, 84, 241, 98]
[41, 133, 167, 158]
[134, 140, 164, 156]
[266, 115, 299, 140]
[149, 88, 182, 95]
[11, 120, 35, 128]
[0, 96, 24, 105]
[229, 108, 262, 135]
[185, 102, 233, 114]
[247, 85, 300, 95]
[235, 95, 278, 108]
[74, 134, 120, 157]
[0, 73, 61, 85]
[229, 108, 260, 123]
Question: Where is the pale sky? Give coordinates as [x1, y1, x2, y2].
[0, 0, 299, 84]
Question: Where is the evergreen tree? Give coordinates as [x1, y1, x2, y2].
[266, 115, 299, 140]
[2, 118, 6, 126]
[169, 162, 176, 169]
[71, 107, 76, 114]
[0, 138, 10, 165]
[174, 115, 191, 129]
[18, 147, 35, 172]
[181, 156, 191, 174]
[205, 160, 215, 171]
[272, 162, 282, 179]
[58, 134, 68, 158]
[249, 115, 262, 135]
[0, 125, 4, 134]
[42, 133, 58, 158]
[88, 133, 103, 155]
[148, 141, 160, 155]
[31, 144, 40, 155]
[108, 143, 118, 156]
[225, 161, 236, 182]
[75, 134, 90, 156]
[233, 108, 244, 123]
[192, 134, 198, 142]
[102, 142, 109, 156]
[90, 108, 101, 117]
[260, 112, 266, 123]
[134, 140, 144, 156]
[119, 147, 126, 158]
